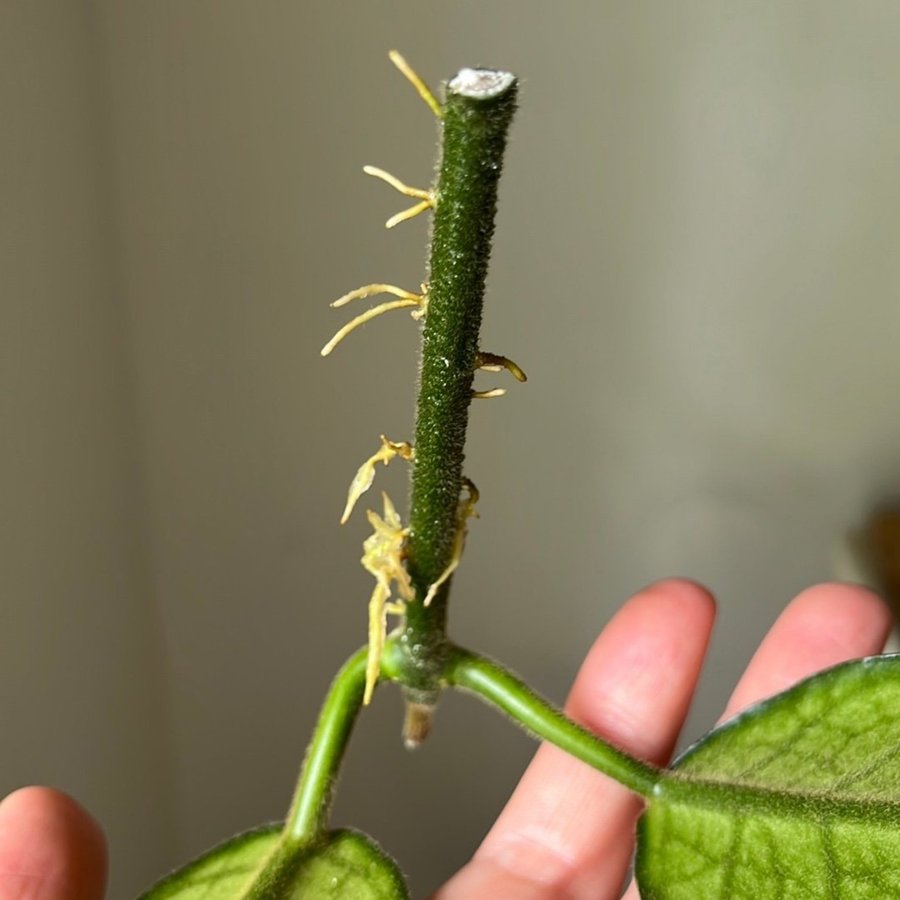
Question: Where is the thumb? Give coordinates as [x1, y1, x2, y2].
[0, 787, 106, 900]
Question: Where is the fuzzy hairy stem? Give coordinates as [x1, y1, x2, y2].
[401, 68, 518, 688]
[445, 646, 661, 797]
[283, 646, 368, 844]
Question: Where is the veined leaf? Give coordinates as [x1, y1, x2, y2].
[636, 654, 900, 898]
[140, 825, 409, 899]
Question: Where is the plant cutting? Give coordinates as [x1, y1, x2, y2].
[125, 53, 900, 899]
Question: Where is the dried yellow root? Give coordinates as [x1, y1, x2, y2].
[423, 479, 479, 607]
[472, 388, 506, 399]
[361, 493, 413, 704]
[341, 436, 414, 525]
[388, 50, 442, 119]
[471, 351, 527, 398]
[476, 351, 528, 382]
[321, 284, 425, 357]
[363, 165, 435, 229]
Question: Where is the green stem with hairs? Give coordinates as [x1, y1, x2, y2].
[283, 646, 368, 844]
[281, 639, 662, 853]
[282, 54, 659, 866]
[280, 63, 524, 850]
[444, 646, 662, 797]
[401, 68, 519, 690]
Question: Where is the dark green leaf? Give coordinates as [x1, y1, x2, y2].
[140, 825, 408, 899]
[636, 655, 900, 898]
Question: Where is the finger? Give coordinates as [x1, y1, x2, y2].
[622, 582, 892, 900]
[0, 786, 107, 900]
[722, 582, 892, 720]
[436, 579, 716, 900]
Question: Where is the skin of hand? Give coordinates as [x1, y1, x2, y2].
[0, 580, 890, 900]
[0, 786, 105, 900]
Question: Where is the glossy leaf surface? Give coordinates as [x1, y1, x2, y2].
[637, 655, 900, 898]
[141, 825, 408, 899]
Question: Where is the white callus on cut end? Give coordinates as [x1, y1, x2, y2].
[449, 68, 515, 100]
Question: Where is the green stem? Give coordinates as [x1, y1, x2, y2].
[402, 68, 518, 687]
[283, 646, 368, 844]
[445, 646, 661, 798]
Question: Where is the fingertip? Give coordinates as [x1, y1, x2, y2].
[570, 577, 717, 760]
[760, 581, 892, 668]
[642, 576, 715, 603]
[583, 577, 716, 672]
[724, 582, 893, 719]
[0, 786, 107, 900]
[631, 577, 717, 622]
[781, 582, 891, 639]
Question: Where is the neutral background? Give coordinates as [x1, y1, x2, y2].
[5, 2, 900, 896]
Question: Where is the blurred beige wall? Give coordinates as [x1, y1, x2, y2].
[5, 1, 900, 895]
[0, 2, 176, 895]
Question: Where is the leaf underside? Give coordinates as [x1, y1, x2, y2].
[140, 825, 409, 899]
[636, 654, 900, 898]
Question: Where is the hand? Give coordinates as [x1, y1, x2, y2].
[0, 581, 889, 900]
[436, 579, 891, 899]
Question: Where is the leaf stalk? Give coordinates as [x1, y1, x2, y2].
[283, 646, 369, 844]
[444, 646, 661, 798]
